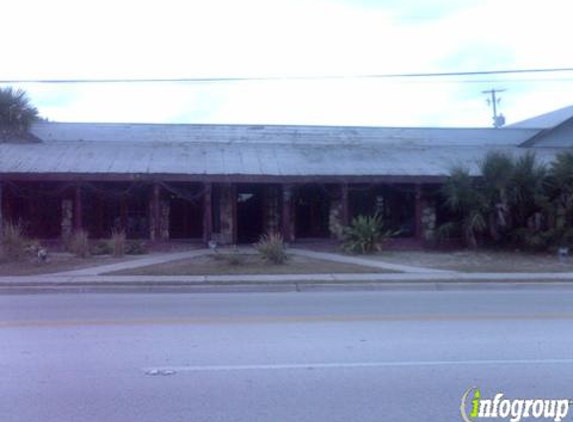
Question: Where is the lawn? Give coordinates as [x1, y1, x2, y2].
[108, 253, 395, 276]
[360, 250, 573, 273]
[0, 253, 136, 276]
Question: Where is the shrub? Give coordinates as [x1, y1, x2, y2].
[0, 222, 27, 262]
[510, 227, 573, 252]
[69, 230, 90, 258]
[213, 248, 246, 266]
[343, 214, 399, 254]
[91, 240, 112, 256]
[125, 240, 148, 255]
[110, 230, 126, 258]
[256, 232, 288, 264]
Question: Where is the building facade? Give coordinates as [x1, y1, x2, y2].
[0, 107, 571, 246]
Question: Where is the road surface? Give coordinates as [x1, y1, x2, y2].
[1, 290, 573, 422]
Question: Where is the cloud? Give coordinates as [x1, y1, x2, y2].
[1, 0, 571, 126]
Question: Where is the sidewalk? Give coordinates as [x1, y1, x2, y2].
[51, 249, 211, 276]
[2, 248, 573, 293]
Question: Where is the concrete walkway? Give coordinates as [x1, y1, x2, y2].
[50, 249, 211, 276]
[3, 248, 573, 291]
[53, 247, 453, 277]
[288, 248, 455, 273]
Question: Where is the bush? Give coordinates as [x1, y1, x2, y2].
[0, 223, 27, 262]
[213, 248, 246, 266]
[91, 240, 112, 256]
[125, 240, 148, 255]
[256, 232, 288, 264]
[110, 230, 126, 257]
[510, 228, 573, 252]
[343, 214, 399, 254]
[69, 230, 90, 258]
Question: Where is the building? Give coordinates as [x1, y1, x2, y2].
[0, 106, 572, 247]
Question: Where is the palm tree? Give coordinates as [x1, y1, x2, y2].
[440, 152, 518, 247]
[440, 166, 487, 248]
[508, 151, 547, 229]
[0, 87, 39, 142]
[478, 151, 514, 242]
[546, 152, 573, 230]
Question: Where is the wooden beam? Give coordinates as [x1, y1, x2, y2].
[231, 184, 237, 245]
[120, 196, 128, 233]
[74, 186, 82, 232]
[202, 182, 213, 244]
[414, 184, 423, 240]
[341, 183, 349, 227]
[151, 183, 161, 240]
[281, 184, 294, 242]
[0, 172, 448, 185]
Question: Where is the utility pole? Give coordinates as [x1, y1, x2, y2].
[482, 88, 506, 128]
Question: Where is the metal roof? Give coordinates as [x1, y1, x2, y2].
[0, 122, 562, 178]
[507, 106, 573, 129]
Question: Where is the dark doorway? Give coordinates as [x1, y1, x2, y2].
[169, 198, 203, 239]
[167, 183, 204, 239]
[295, 185, 330, 238]
[236, 184, 264, 243]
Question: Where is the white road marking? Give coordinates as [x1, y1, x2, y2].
[145, 358, 573, 373]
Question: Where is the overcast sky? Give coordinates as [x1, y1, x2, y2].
[2, 0, 572, 127]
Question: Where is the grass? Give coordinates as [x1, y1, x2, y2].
[0, 253, 135, 276]
[108, 253, 395, 276]
[360, 250, 573, 273]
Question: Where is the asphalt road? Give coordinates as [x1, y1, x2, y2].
[1, 290, 573, 422]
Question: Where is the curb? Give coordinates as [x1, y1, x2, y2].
[3, 279, 573, 294]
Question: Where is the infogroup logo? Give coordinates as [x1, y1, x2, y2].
[460, 387, 571, 422]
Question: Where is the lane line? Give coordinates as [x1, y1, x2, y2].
[146, 358, 573, 373]
[2, 312, 573, 328]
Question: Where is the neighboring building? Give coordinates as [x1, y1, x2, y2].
[0, 107, 572, 247]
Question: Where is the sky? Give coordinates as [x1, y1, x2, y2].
[1, 0, 572, 127]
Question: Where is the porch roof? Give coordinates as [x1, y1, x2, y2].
[0, 122, 561, 179]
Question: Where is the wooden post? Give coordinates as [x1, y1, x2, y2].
[281, 184, 293, 242]
[203, 182, 213, 244]
[415, 183, 423, 239]
[151, 183, 161, 240]
[74, 186, 83, 232]
[120, 196, 128, 233]
[231, 184, 237, 245]
[341, 183, 349, 227]
[0, 182, 3, 229]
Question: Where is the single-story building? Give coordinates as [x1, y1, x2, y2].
[0, 106, 572, 247]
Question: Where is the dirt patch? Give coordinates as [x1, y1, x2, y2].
[0, 253, 137, 276]
[108, 253, 394, 276]
[360, 250, 573, 273]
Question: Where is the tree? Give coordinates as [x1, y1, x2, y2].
[507, 151, 547, 229]
[440, 152, 546, 248]
[0, 87, 39, 142]
[440, 166, 486, 248]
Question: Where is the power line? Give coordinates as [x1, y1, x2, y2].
[1, 67, 573, 84]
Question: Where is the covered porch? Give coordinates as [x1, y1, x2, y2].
[0, 176, 443, 249]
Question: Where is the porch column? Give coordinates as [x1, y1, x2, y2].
[0, 182, 3, 230]
[341, 183, 349, 227]
[281, 184, 294, 242]
[231, 184, 238, 244]
[414, 183, 423, 239]
[74, 185, 83, 232]
[149, 183, 161, 241]
[202, 182, 213, 244]
[120, 196, 128, 232]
